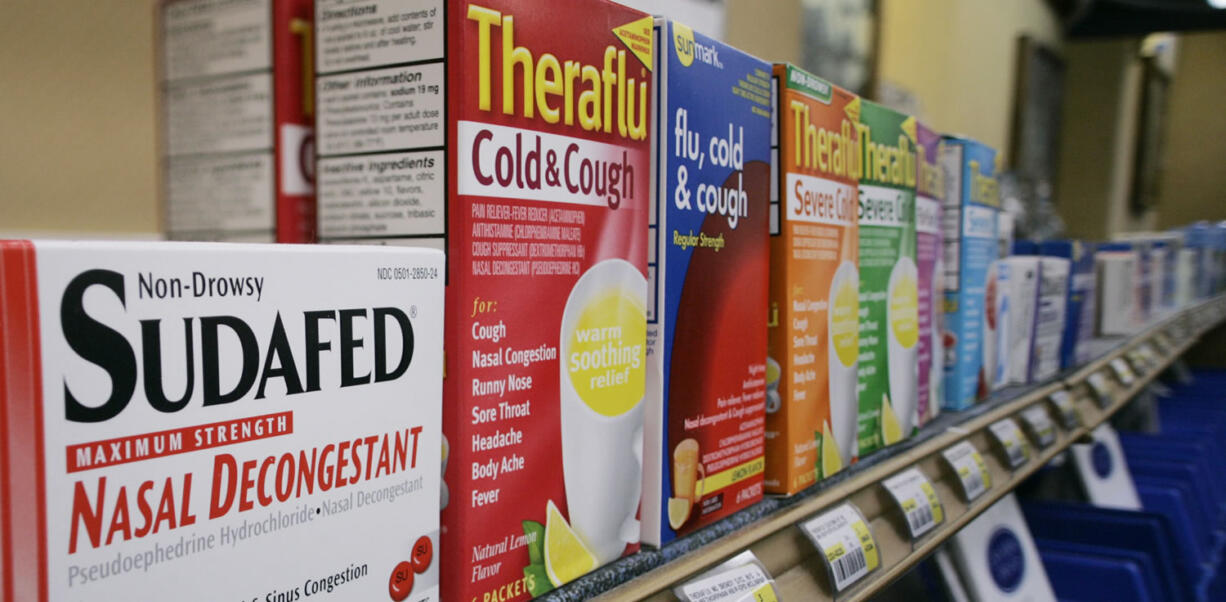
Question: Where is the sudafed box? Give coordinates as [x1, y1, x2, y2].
[0, 240, 442, 601]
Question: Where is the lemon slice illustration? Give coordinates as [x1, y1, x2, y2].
[668, 497, 692, 530]
[820, 420, 844, 479]
[544, 500, 598, 587]
[881, 393, 904, 446]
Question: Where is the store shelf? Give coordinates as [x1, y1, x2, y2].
[541, 296, 1226, 602]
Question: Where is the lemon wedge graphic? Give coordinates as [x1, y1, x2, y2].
[544, 500, 598, 587]
[820, 420, 844, 479]
[880, 393, 903, 446]
[668, 497, 692, 530]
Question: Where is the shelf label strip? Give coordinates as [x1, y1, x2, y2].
[882, 467, 944, 540]
[1020, 405, 1056, 448]
[1047, 390, 1079, 429]
[1087, 372, 1114, 407]
[800, 503, 879, 592]
[941, 441, 991, 502]
[988, 418, 1031, 468]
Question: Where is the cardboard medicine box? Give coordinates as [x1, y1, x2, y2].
[938, 136, 999, 410]
[0, 240, 443, 601]
[159, 0, 316, 242]
[642, 20, 771, 546]
[314, 1, 655, 598]
[764, 64, 860, 494]
[855, 100, 918, 456]
[914, 121, 944, 430]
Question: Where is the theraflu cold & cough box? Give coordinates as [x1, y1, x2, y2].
[765, 64, 860, 495]
[641, 20, 771, 546]
[939, 136, 999, 410]
[0, 240, 443, 601]
[315, 1, 655, 598]
[855, 101, 918, 456]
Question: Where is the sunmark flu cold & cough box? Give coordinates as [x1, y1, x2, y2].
[641, 21, 770, 546]
[314, 1, 654, 599]
[0, 240, 442, 601]
[160, 0, 316, 242]
[765, 65, 860, 494]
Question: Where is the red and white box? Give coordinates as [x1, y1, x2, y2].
[0, 240, 441, 600]
[315, 1, 653, 599]
[159, 0, 316, 242]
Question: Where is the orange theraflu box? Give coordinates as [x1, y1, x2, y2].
[765, 65, 860, 495]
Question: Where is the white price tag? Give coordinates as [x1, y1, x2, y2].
[730, 583, 781, 602]
[941, 441, 992, 502]
[800, 503, 880, 592]
[1020, 405, 1056, 448]
[881, 467, 944, 539]
[678, 563, 772, 602]
[1110, 357, 1137, 386]
[1139, 343, 1158, 365]
[988, 418, 1031, 468]
[1048, 390, 1079, 429]
[1087, 372, 1113, 407]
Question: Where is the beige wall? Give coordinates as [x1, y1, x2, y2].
[0, 1, 1220, 239]
[0, 2, 159, 236]
[1054, 37, 1159, 240]
[876, 0, 1062, 163]
[1156, 32, 1226, 229]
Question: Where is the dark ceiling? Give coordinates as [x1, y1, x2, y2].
[1050, 0, 1226, 36]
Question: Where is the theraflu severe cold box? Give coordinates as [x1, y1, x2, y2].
[855, 101, 918, 456]
[0, 240, 443, 601]
[160, 0, 316, 242]
[765, 65, 860, 495]
[939, 136, 999, 410]
[315, 1, 654, 599]
[915, 121, 944, 431]
[642, 21, 770, 547]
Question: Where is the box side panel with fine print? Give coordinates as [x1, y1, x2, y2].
[642, 20, 770, 546]
[0, 240, 442, 601]
[766, 64, 860, 495]
[939, 137, 998, 410]
[1030, 256, 1070, 381]
[1039, 240, 1096, 369]
[160, 0, 315, 242]
[855, 101, 917, 456]
[914, 121, 943, 431]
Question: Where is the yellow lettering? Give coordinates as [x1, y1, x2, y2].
[467, 5, 501, 112]
[563, 61, 581, 125]
[535, 53, 562, 124]
[579, 65, 601, 131]
[501, 15, 533, 117]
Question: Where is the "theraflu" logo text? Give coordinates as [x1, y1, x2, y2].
[467, 5, 648, 141]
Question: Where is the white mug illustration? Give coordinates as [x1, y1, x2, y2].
[887, 255, 920, 436]
[827, 259, 860, 464]
[559, 258, 647, 564]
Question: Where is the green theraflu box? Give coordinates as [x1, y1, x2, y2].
[855, 102, 918, 456]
